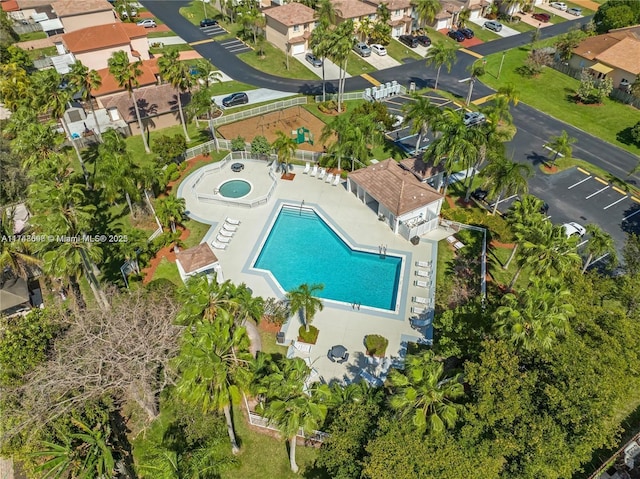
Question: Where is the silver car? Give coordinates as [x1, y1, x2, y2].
[567, 7, 582, 16]
[353, 42, 372, 57]
[483, 20, 502, 32]
[550, 2, 567, 10]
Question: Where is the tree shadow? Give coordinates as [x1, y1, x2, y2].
[525, 149, 548, 167]
[616, 125, 639, 146]
[621, 203, 640, 235]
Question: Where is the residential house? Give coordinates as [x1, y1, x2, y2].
[51, 0, 117, 32]
[56, 22, 150, 71]
[465, 0, 492, 21]
[365, 0, 413, 37]
[347, 158, 444, 239]
[264, 2, 316, 55]
[332, 0, 377, 26]
[569, 27, 640, 90]
[432, 0, 464, 30]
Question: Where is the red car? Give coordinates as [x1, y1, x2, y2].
[532, 12, 551, 22]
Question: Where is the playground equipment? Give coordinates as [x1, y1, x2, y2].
[292, 126, 314, 145]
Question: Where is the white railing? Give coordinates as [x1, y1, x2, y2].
[210, 97, 307, 127]
[314, 91, 365, 102]
[247, 411, 329, 443]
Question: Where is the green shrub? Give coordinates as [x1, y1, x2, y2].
[298, 326, 319, 344]
[440, 208, 513, 243]
[263, 298, 289, 326]
[154, 134, 187, 166]
[250, 135, 271, 154]
[365, 334, 388, 357]
[231, 135, 246, 151]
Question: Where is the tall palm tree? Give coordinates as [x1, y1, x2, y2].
[286, 283, 324, 333]
[387, 350, 464, 434]
[97, 129, 139, 213]
[0, 209, 41, 278]
[425, 42, 457, 90]
[497, 83, 520, 107]
[544, 130, 576, 166]
[412, 0, 442, 27]
[503, 195, 546, 270]
[310, 21, 333, 103]
[158, 48, 193, 142]
[155, 195, 186, 233]
[329, 21, 355, 112]
[12, 118, 62, 171]
[402, 94, 441, 153]
[315, 0, 341, 25]
[174, 311, 253, 455]
[0, 61, 32, 111]
[177, 275, 239, 325]
[582, 224, 616, 272]
[355, 17, 373, 42]
[67, 60, 103, 141]
[108, 51, 151, 153]
[271, 130, 298, 172]
[480, 156, 533, 215]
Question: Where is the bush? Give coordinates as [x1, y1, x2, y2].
[440, 207, 514, 243]
[318, 100, 345, 114]
[154, 134, 187, 166]
[250, 135, 271, 155]
[631, 121, 640, 145]
[298, 326, 319, 344]
[263, 297, 289, 326]
[231, 136, 246, 151]
[365, 334, 388, 357]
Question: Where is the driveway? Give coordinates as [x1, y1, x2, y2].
[360, 50, 402, 70]
[293, 52, 349, 81]
[537, 3, 585, 20]
[210, 89, 299, 109]
[468, 17, 521, 37]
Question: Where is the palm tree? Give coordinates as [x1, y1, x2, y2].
[503, 195, 546, 270]
[315, 0, 341, 25]
[310, 21, 333, 103]
[108, 51, 151, 153]
[425, 42, 457, 90]
[177, 275, 240, 324]
[271, 130, 297, 172]
[11, 117, 62, 170]
[387, 350, 464, 433]
[155, 195, 186, 233]
[412, 0, 442, 27]
[286, 283, 324, 333]
[582, 224, 616, 272]
[497, 83, 520, 107]
[355, 17, 373, 42]
[457, 7, 470, 28]
[0, 61, 31, 111]
[480, 156, 533, 215]
[329, 21, 355, 112]
[544, 130, 576, 166]
[402, 94, 441, 153]
[0, 209, 41, 278]
[255, 356, 327, 473]
[174, 311, 253, 455]
[158, 48, 193, 142]
[67, 60, 103, 141]
[97, 129, 139, 213]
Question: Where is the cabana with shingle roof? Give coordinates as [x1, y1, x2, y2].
[347, 159, 444, 239]
[175, 243, 223, 284]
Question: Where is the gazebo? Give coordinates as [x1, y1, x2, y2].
[347, 159, 444, 239]
[175, 243, 223, 284]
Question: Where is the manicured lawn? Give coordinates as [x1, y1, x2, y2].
[147, 31, 180, 39]
[258, 328, 288, 356]
[345, 52, 376, 76]
[151, 258, 182, 286]
[149, 43, 194, 55]
[238, 43, 320, 81]
[179, 0, 220, 25]
[19, 31, 47, 41]
[470, 26, 501, 43]
[479, 47, 640, 156]
[385, 38, 423, 62]
[502, 20, 535, 33]
[26, 46, 56, 61]
[181, 218, 212, 248]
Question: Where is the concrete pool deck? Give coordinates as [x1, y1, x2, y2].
[178, 158, 442, 384]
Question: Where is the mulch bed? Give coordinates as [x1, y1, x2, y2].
[141, 227, 191, 284]
[281, 173, 295, 181]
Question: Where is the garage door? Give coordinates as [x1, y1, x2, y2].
[291, 43, 305, 55]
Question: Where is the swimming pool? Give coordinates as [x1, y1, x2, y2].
[218, 180, 251, 198]
[253, 206, 402, 310]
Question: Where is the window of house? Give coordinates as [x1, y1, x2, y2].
[620, 78, 629, 85]
[293, 24, 300, 32]
[394, 9, 400, 15]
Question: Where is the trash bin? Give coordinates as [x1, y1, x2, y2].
[276, 332, 286, 344]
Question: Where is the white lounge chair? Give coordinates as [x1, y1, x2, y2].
[411, 306, 427, 315]
[317, 168, 326, 180]
[325, 173, 334, 183]
[412, 296, 430, 305]
[223, 223, 238, 232]
[225, 217, 240, 225]
[332, 175, 341, 186]
[219, 229, 234, 237]
[310, 165, 318, 177]
[303, 162, 310, 174]
[293, 340, 312, 354]
[446, 236, 457, 244]
[415, 260, 432, 268]
[416, 270, 430, 277]
[454, 241, 465, 250]
[216, 235, 231, 243]
[414, 280, 429, 288]
[211, 241, 227, 250]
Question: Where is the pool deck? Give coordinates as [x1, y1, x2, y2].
[178, 159, 443, 384]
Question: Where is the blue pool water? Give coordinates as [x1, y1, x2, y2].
[254, 207, 402, 310]
[219, 180, 251, 198]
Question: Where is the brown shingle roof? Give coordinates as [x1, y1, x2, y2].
[175, 243, 219, 275]
[100, 82, 189, 122]
[365, 0, 411, 10]
[399, 157, 444, 181]
[62, 23, 147, 53]
[572, 34, 624, 60]
[264, 2, 315, 26]
[93, 60, 158, 97]
[594, 37, 640, 75]
[332, 0, 377, 19]
[348, 159, 443, 216]
[53, 0, 112, 17]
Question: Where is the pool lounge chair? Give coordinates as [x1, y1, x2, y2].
[303, 162, 310, 174]
[325, 173, 334, 183]
[225, 217, 240, 225]
[216, 235, 231, 243]
[414, 280, 429, 288]
[412, 296, 430, 305]
[415, 260, 432, 268]
[211, 241, 227, 250]
[317, 168, 326, 180]
[310, 165, 318, 177]
[223, 223, 238, 232]
[332, 175, 341, 186]
[293, 340, 312, 354]
[415, 270, 430, 277]
[219, 229, 234, 237]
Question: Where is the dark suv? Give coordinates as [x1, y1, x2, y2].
[459, 27, 474, 39]
[415, 35, 431, 46]
[222, 92, 249, 107]
[200, 18, 218, 27]
[448, 30, 465, 42]
[399, 35, 418, 48]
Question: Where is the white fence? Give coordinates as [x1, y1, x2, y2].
[314, 91, 367, 102]
[210, 97, 307, 127]
[247, 411, 329, 444]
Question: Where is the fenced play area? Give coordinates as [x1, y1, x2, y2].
[217, 106, 327, 152]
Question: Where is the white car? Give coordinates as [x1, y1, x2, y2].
[137, 19, 157, 28]
[550, 2, 567, 11]
[463, 111, 486, 126]
[119, 8, 138, 18]
[371, 44, 387, 56]
[392, 115, 404, 128]
[562, 222, 586, 237]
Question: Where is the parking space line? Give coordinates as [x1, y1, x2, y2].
[585, 185, 609, 199]
[189, 39, 215, 46]
[459, 48, 484, 59]
[471, 94, 495, 106]
[612, 186, 627, 195]
[577, 167, 590, 175]
[361, 73, 380, 86]
[594, 177, 608, 185]
[384, 99, 404, 106]
[632, 196, 640, 204]
[568, 176, 592, 189]
[623, 209, 640, 221]
[603, 196, 628, 210]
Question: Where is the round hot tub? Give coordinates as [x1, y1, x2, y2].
[218, 179, 252, 199]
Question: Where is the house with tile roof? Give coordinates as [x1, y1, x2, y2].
[331, 0, 377, 25]
[347, 159, 444, 239]
[569, 26, 640, 90]
[364, 0, 413, 37]
[52, 0, 117, 32]
[264, 2, 316, 55]
[56, 22, 150, 71]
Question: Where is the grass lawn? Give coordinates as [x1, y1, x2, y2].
[479, 46, 640, 156]
[344, 52, 376, 76]
[564, 0, 596, 15]
[26, 46, 56, 61]
[181, 218, 212, 248]
[150, 43, 194, 55]
[19, 31, 47, 41]
[150, 258, 182, 285]
[471, 26, 501, 43]
[386, 38, 423, 62]
[147, 31, 180, 39]
[258, 328, 288, 356]
[502, 20, 535, 33]
[238, 44, 319, 81]
[179, 1, 220, 25]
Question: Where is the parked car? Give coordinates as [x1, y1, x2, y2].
[540, 202, 550, 215]
[415, 35, 431, 46]
[119, 8, 137, 18]
[550, 1, 567, 10]
[399, 35, 418, 48]
[567, 7, 582, 16]
[305, 52, 323, 67]
[371, 44, 387, 56]
[459, 28, 474, 39]
[471, 188, 488, 201]
[532, 12, 551, 22]
[353, 42, 372, 57]
[562, 222, 586, 237]
[448, 30, 465, 42]
[483, 20, 502, 32]
[222, 92, 249, 108]
[200, 18, 218, 27]
[463, 111, 486, 126]
[392, 115, 404, 128]
[136, 19, 156, 28]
